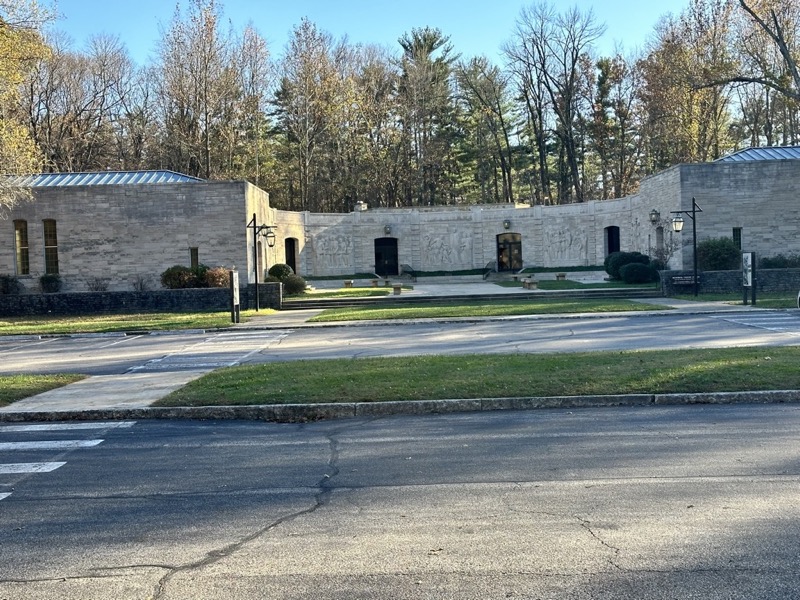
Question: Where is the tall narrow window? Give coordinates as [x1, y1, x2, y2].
[43, 219, 59, 275]
[14, 220, 29, 275]
[190, 247, 199, 269]
[733, 227, 742, 250]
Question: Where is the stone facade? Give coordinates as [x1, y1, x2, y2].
[3, 158, 799, 290]
[1, 180, 273, 292]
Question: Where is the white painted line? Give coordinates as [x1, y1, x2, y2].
[0, 462, 66, 474]
[1, 422, 135, 433]
[0, 492, 11, 501]
[0, 440, 104, 451]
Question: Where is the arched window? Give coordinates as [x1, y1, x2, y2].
[13, 220, 29, 275]
[43, 219, 59, 275]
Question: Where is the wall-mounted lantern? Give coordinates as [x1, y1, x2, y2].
[649, 209, 660, 224]
[384, 225, 392, 235]
[503, 219, 511, 230]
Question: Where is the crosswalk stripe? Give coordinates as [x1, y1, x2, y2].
[0, 462, 65, 474]
[0, 440, 103, 451]
[1, 422, 135, 433]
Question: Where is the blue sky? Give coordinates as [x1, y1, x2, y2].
[51, 0, 690, 64]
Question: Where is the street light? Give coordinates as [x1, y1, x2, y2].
[247, 212, 277, 311]
[671, 197, 702, 297]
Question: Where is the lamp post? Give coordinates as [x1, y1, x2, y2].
[247, 212, 277, 311]
[670, 197, 702, 297]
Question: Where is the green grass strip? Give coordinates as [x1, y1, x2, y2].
[156, 346, 800, 407]
[0, 310, 264, 336]
[309, 299, 668, 322]
[0, 374, 85, 407]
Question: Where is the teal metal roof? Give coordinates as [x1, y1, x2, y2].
[716, 146, 800, 162]
[14, 170, 204, 187]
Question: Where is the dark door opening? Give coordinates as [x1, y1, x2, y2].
[497, 233, 522, 272]
[374, 237, 399, 277]
[605, 226, 620, 255]
[285, 238, 298, 274]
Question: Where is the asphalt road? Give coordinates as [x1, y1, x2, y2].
[1, 405, 799, 599]
[4, 311, 800, 375]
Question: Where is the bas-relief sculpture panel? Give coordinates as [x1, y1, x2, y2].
[311, 233, 353, 270]
[544, 226, 589, 265]
[421, 228, 472, 268]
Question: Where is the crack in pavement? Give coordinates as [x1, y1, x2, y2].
[149, 426, 345, 600]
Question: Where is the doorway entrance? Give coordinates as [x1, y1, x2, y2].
[374, 237, 398, 276]
[285, 238, 298, 274]
[605, 226, 620, 255]
[496, 233, 522, 272]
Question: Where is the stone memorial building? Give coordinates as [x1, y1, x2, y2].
[2, 147, 799, 292]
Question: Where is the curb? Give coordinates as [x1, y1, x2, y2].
[2, 390, 799, 424]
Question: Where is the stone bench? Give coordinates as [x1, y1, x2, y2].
[556, 272, 566, 281]
[344, 280, 354, 288]
[392, 284, 402, 295]
[522, 278, 538, 290]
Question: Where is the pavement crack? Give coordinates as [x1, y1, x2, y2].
[150, 427, 344, 600]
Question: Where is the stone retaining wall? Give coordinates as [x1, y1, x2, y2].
[0, 283, 281, 317]
[661, 269, 800, 295]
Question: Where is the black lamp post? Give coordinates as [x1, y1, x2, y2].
[247, 212, 277, 311]
[670, 197, 702, 297]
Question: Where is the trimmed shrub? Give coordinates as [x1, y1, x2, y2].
[40, 273, 61, 293]
[760, 254, 800, 269]
[619, 262, 658, 284]
[696, 237, 740, 271]
[605, 251, 650, 280]
[203, 267, 230, 288]
[0, 274, 22, 295]
[264, 275, 281, 283]
[282, 274, 307, 295]
[160, 265, 196, 289]
[268, 263, 294, 281]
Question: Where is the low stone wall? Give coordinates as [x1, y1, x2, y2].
[0, 283, 282, 317]
[661, 268, 800, 296]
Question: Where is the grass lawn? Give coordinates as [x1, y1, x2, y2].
[156, 346, 800, 407]
[285, 288, 392, 300]
[495, 280, 657, 290]
[308, 298, 669, 322]
[0, 374, 85, 407]
[0, 310, 264, 336]
[675, 292, 796, 309]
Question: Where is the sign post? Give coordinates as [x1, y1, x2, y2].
[229, 269, 240, 323]
[742, 252, 756, 305]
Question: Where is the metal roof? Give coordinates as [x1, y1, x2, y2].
[12, 170, 204, 187]
[716, 146, 800, 162]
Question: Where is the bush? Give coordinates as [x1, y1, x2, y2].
[0, 274, 22, 295]
[760, 254, 800, 269]
[86, 277, 110, 292]
[282, 274, 307, 295]
[40, 273, 61, 293]
[268, 263, 294, 281]
[619, 262, 658, 284]
[160, 265, 196, 289]
[696, 237, 740, 271]
[605, 251, 650, 280]
[203, 267, 230, 288]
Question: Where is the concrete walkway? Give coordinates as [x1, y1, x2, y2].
[0, 282, 781, 420]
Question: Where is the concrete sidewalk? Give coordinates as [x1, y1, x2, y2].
[0, 286, 783, 421]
